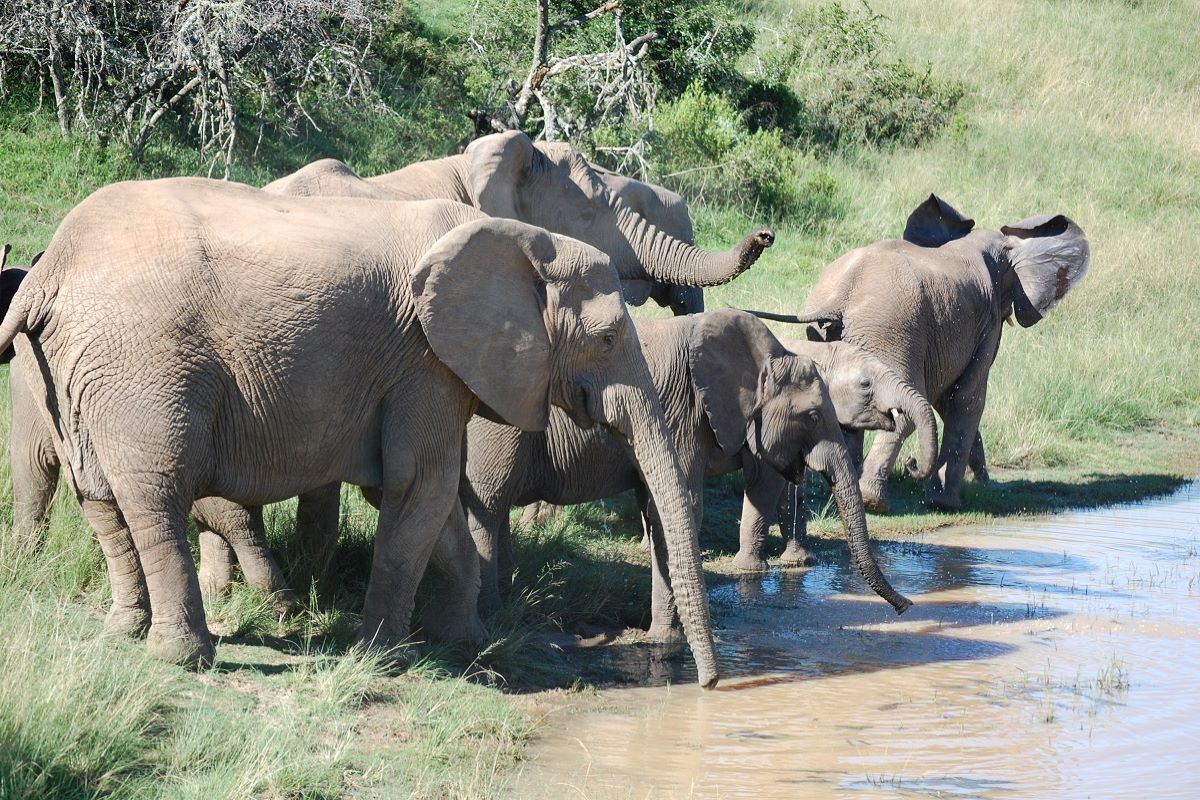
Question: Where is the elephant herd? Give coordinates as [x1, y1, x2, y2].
[0, 130, 1090, 689]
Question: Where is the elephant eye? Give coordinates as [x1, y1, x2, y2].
[806, 409, 820, 425]
[601, 330, 617, 351]
[859, 377, 872, 389]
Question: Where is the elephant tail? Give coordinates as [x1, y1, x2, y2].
[0, 271, 42, 363]
[742, 308, 841, 325]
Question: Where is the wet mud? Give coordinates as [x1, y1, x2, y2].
[516, 482, 1200, 798]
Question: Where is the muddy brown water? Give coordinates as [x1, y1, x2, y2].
[515, 482, 1200, 798]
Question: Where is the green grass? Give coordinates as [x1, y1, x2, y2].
[3, 0, 1200, 795]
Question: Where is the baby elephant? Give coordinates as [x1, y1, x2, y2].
[731, 338, 938, 572]
[462, 308, 912, 639]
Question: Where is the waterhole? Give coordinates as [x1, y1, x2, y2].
[516, 482, 1200, 798]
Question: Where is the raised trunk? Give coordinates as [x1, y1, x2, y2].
[608, 383, 719, 688]
[878, 374, 939, 480]
[827, 449, 912, 614]
[610, 200, 773, 287]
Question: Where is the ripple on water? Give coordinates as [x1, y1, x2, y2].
[516, 481, 1200, 799]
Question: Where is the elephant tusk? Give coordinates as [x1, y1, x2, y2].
[1003, 312, 1014, 327]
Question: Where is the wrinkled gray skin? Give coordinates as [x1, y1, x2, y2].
[235, 131, 757, 584]
[794, 195, 1090, 511]
[0, 179, 721, 686]
[729, 338, 938, 572]
[463, 309, 913, 633]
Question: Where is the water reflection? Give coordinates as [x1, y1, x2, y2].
[516, 482, 1200, 798]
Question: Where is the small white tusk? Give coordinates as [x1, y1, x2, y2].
[889, 408, 902, 421]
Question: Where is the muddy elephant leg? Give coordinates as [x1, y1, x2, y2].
[196, 528, 237, 600]
[422, 501, 487, 645]
[193, 498, 300, 615]
[81, 499, 150, 638]
[294, 483, 342, 586]
[968, 431, 989, 483]
[732, 454, 783, 572]
[644, 495, 686, 644]
[859, 412, 916, 514]
[778, 468, 816, 567]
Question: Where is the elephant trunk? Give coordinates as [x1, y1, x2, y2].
[877, 373, 939, 480]
[822, 443, 912, 614]
[611, 199, 774, 287]
[604, 379, 719, 688]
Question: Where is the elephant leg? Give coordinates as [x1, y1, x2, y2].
[779, 468, 816, 567]
[518, 501, 563, 529]
[844, 429, 866, 477]
[81, 499, 150, 638]
[9, 365, 60, 553]
[193, 498, 300, 616]
[9, 433, 60, 555]
[359, 395, 468, 656]
[421, 501, 487, 645]
[462, 479, 511, 616]
[294, 483, 342, 587]
[636, 483, 652, 552]
[968, 431, 990, 483]
[732, 457, 785, 572]
[926, 363, 990, 510]
[196, 527, 236, 600]
[644, 496, 686, 644]
[858, 412, 916, 514]
[112, 485, 212, 667]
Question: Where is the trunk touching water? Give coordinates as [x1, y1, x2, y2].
[878, 373, 939, 481]
[824, 445, 912, 614]
[607, 381, 720, 688]
[607, 200, 774, 288]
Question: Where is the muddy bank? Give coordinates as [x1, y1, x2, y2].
[514, 481, 1200, 798]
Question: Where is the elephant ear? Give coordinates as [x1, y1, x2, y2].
[688, 308, 787, 455]
[464, 130, 544, 219]
[411, 217, 555, 431]
[1002, 213, 1090, 327]
[903, 193, 975, 247]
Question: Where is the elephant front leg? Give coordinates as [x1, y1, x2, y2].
[926, 374, 989, 511]
[81, 499, 150, 638]
[294, 483, 342, 588]
[859, 412, 916, 514]
[422, 501, 487, 645]
[732, 456, 785, 572]
[778, 471, 816, 567]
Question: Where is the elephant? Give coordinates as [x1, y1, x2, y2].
[461, 308, 913, 634]
[758, 195, 1090, 511]
[0, 179, 722, 687]
[730, 337, 938, 572]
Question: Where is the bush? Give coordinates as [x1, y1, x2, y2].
[753, 1, 965, 151]
[648, 84, 842, 225]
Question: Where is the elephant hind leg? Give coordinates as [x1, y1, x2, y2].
[421, 502, 486, 646]
[197, 528, 236, 600]
[294, 483, 343, 590]
[81, 499, 150, 638]
[193, 498, 299, 617]
[968, 431, 990, 483]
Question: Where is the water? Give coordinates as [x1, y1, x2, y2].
[516, 482, 1200, 799]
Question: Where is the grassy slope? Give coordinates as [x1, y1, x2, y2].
[2, 0, 1199, 796]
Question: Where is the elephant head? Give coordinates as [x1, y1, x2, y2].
[784, 339, 939, 480]
[0, 244, 30, 363]
[462, 131, 774, 293]
[903, 194, 1090, 327]
[411, 218, 720, 686]
[688, 309, 911, 614]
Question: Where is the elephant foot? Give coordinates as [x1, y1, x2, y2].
[268, 589, 304, 620]
[779, 542, 816, 568]
[971, 466, 991, 484]
[924, 490, 963, 512]
[860, 478, 891, 515]
[147, 622, 214, 669]
[645, 621, 687, 645]
[105, 604, 151, 638]
[732, 550, 769, 573]
[356, 627, 420, 671]
[421, 605, 488, 647]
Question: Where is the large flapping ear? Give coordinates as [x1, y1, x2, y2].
[903, 193, 975, 247]
[464, 130, 541, 219]
[1, 244, 10, 269]
[1003, 213, 1090, 327]
[411, 217, 555, 431]
[688, 308, 787, 455]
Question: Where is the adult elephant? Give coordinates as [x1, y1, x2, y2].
[731, 338, 938, 572]
[760, 195, 1090, 511]
[0, 180, 721, 687]
[462, 309, 913, 629]
[258, 130, 767, 576]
